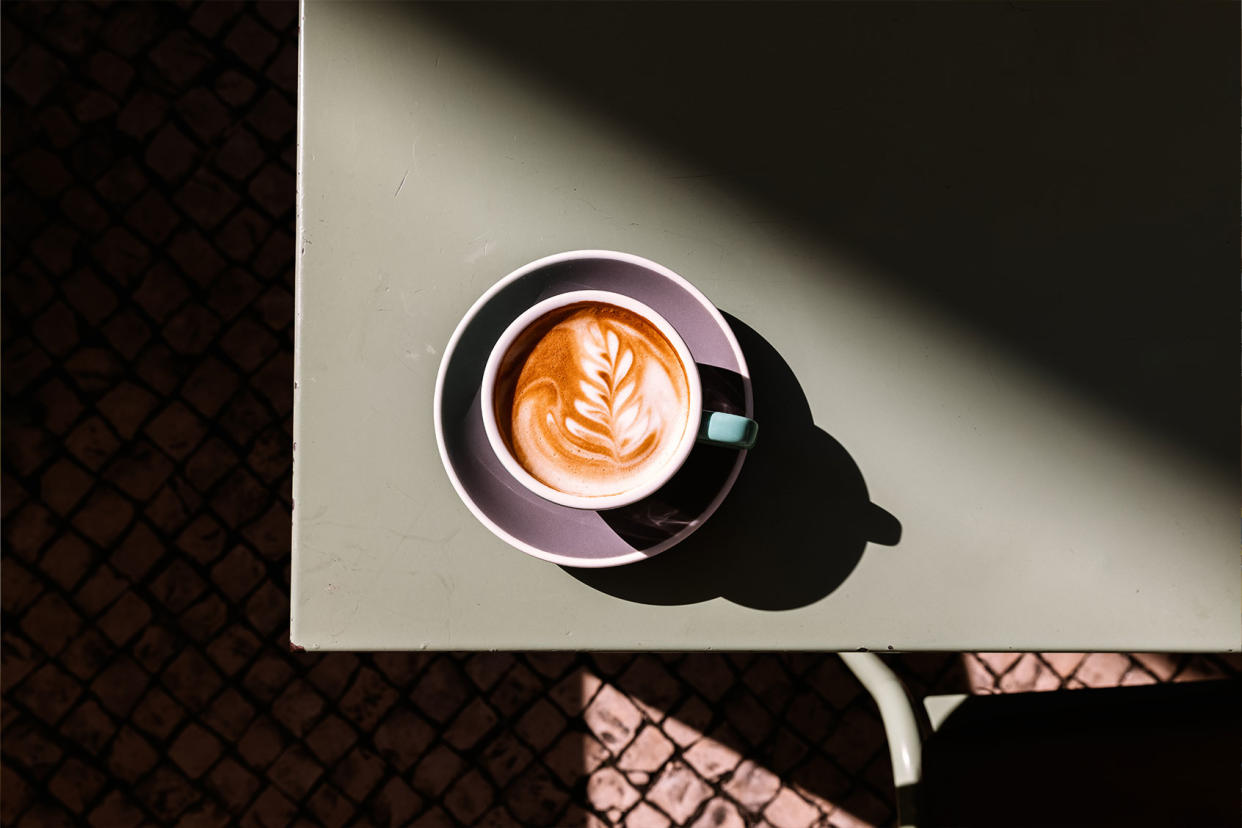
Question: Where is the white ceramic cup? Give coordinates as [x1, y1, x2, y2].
[481, 289, 753, 510]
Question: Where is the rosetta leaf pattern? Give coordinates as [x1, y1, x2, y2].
[564, 322, 649, 457]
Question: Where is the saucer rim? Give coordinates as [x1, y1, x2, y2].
[432, 249, 752, 568]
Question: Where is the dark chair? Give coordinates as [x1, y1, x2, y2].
[841, 654, 1239, 828]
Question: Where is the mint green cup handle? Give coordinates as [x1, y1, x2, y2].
[696, 411, 758, 449]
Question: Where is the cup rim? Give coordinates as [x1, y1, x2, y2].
[480, 289, 703, 510]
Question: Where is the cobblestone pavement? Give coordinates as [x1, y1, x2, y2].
[3, 3, 1239, 826]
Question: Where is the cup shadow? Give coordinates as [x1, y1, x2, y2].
[567, 313, 900, 610]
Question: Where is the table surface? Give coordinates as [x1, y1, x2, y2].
[292, 1, 1238, 652]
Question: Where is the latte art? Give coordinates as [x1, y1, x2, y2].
[494, 303, 691, 498]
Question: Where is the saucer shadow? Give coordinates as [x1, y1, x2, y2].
[568, 314, 900, 611]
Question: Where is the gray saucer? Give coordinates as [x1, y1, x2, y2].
[433, 251, 753, 568]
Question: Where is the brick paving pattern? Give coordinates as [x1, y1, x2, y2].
[3, 2, 1239, 826]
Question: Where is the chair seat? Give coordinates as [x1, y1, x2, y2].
[919, 679, 1239, 828]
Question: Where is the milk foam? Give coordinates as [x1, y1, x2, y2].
[497, 303, 690, 498]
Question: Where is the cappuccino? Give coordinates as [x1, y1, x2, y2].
[493, 302, 691, 498]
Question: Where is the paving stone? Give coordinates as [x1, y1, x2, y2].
[663, 694, 714, 747]
[135, 764, 201, 822]
[544, 730, 607, 786]
[206, 548, 259, 605]
[1037, 652, 1085, 680]
[722, 759, 782, 815]
[38, 528, 93, 586]
[5, 503, 57, 561]
[488, 661, 542, 717]
[410, 743, 466, 797]
[14, 663, 82, 725]
[304, 653, 357, 700]
[105, 724, 157, 783]
[208, 757, 261, 814]
[410, 806, 457, 828]
[444, 769, 494, 824]
[691, 797, 747, 828]
[763, 788, 822, 828]
[224, 14, 278, 69]
[837, 784, 892, 828]
[190, 1, 243, 37]
[683, 731, 743, 781]
[1, 559, 43, 617]
[241, 785, 296, 828]
[444, 696, 499, 751]
[628, 802, 674, 828]
[618, 723, 676, 773]
[255, 2, 297, 31]
[147, 122, 198, 182]
[514, 697, 565, 752]
[303, 713, 355, 765]
[722, 689, 775, 748]
[369, 777, 424, 827]
[149, 29, 212, 86]
[549, 665, 601, 715]
[998, 652, 1045, 693]
[476, 807, 523, 828]
[338, 665, 398, 731]
[586, 766, 639, 814]
[505, 763, 567, 825]
[617, 655, 683, 723]
[1130, 652, 1176, 681]
[203, 688, 256, 742]
[88, 790, 145, 828]
[60, 628, 114, 683]
[267, 744, 323, 800]
[1, 765, 32, 824]
[1120, 665, 1158, 686]
[7, 44, 66, 105]
[371, 707, 434, 771]
[1074, 652, 1131, 687]
[272, 678, 326, 737]
[479, 731, 534, 788]
[306, 784, 352, 828]
[21, 592, 83, 656]
[584, 683, 644, 755]
[765, 726, 812, 775]
[131, 625, 179, 674]
[132, 685, 186, 739]
[5, 715, 64, 778]
[169, 722, 224, 779]
[648, 760, 714, 824]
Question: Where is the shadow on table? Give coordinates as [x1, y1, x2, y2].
[567, 313, 900, 610]
[422, 2, 1234, 469]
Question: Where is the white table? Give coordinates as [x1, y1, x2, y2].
[292, 2, 1238, 652]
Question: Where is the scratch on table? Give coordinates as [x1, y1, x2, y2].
[394, 168, 409, 197]
[396, 528, 459, 545]
[328, 599, 361, 638]
[385, 481, 419, 502]
[575, 196, 605, 215]
[400, 289, 423, 319]
[465, 237, 495, 263]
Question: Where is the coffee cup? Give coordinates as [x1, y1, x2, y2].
[480, 289, 757, 510]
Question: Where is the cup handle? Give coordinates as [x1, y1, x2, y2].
[696, 411, 758, 449]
